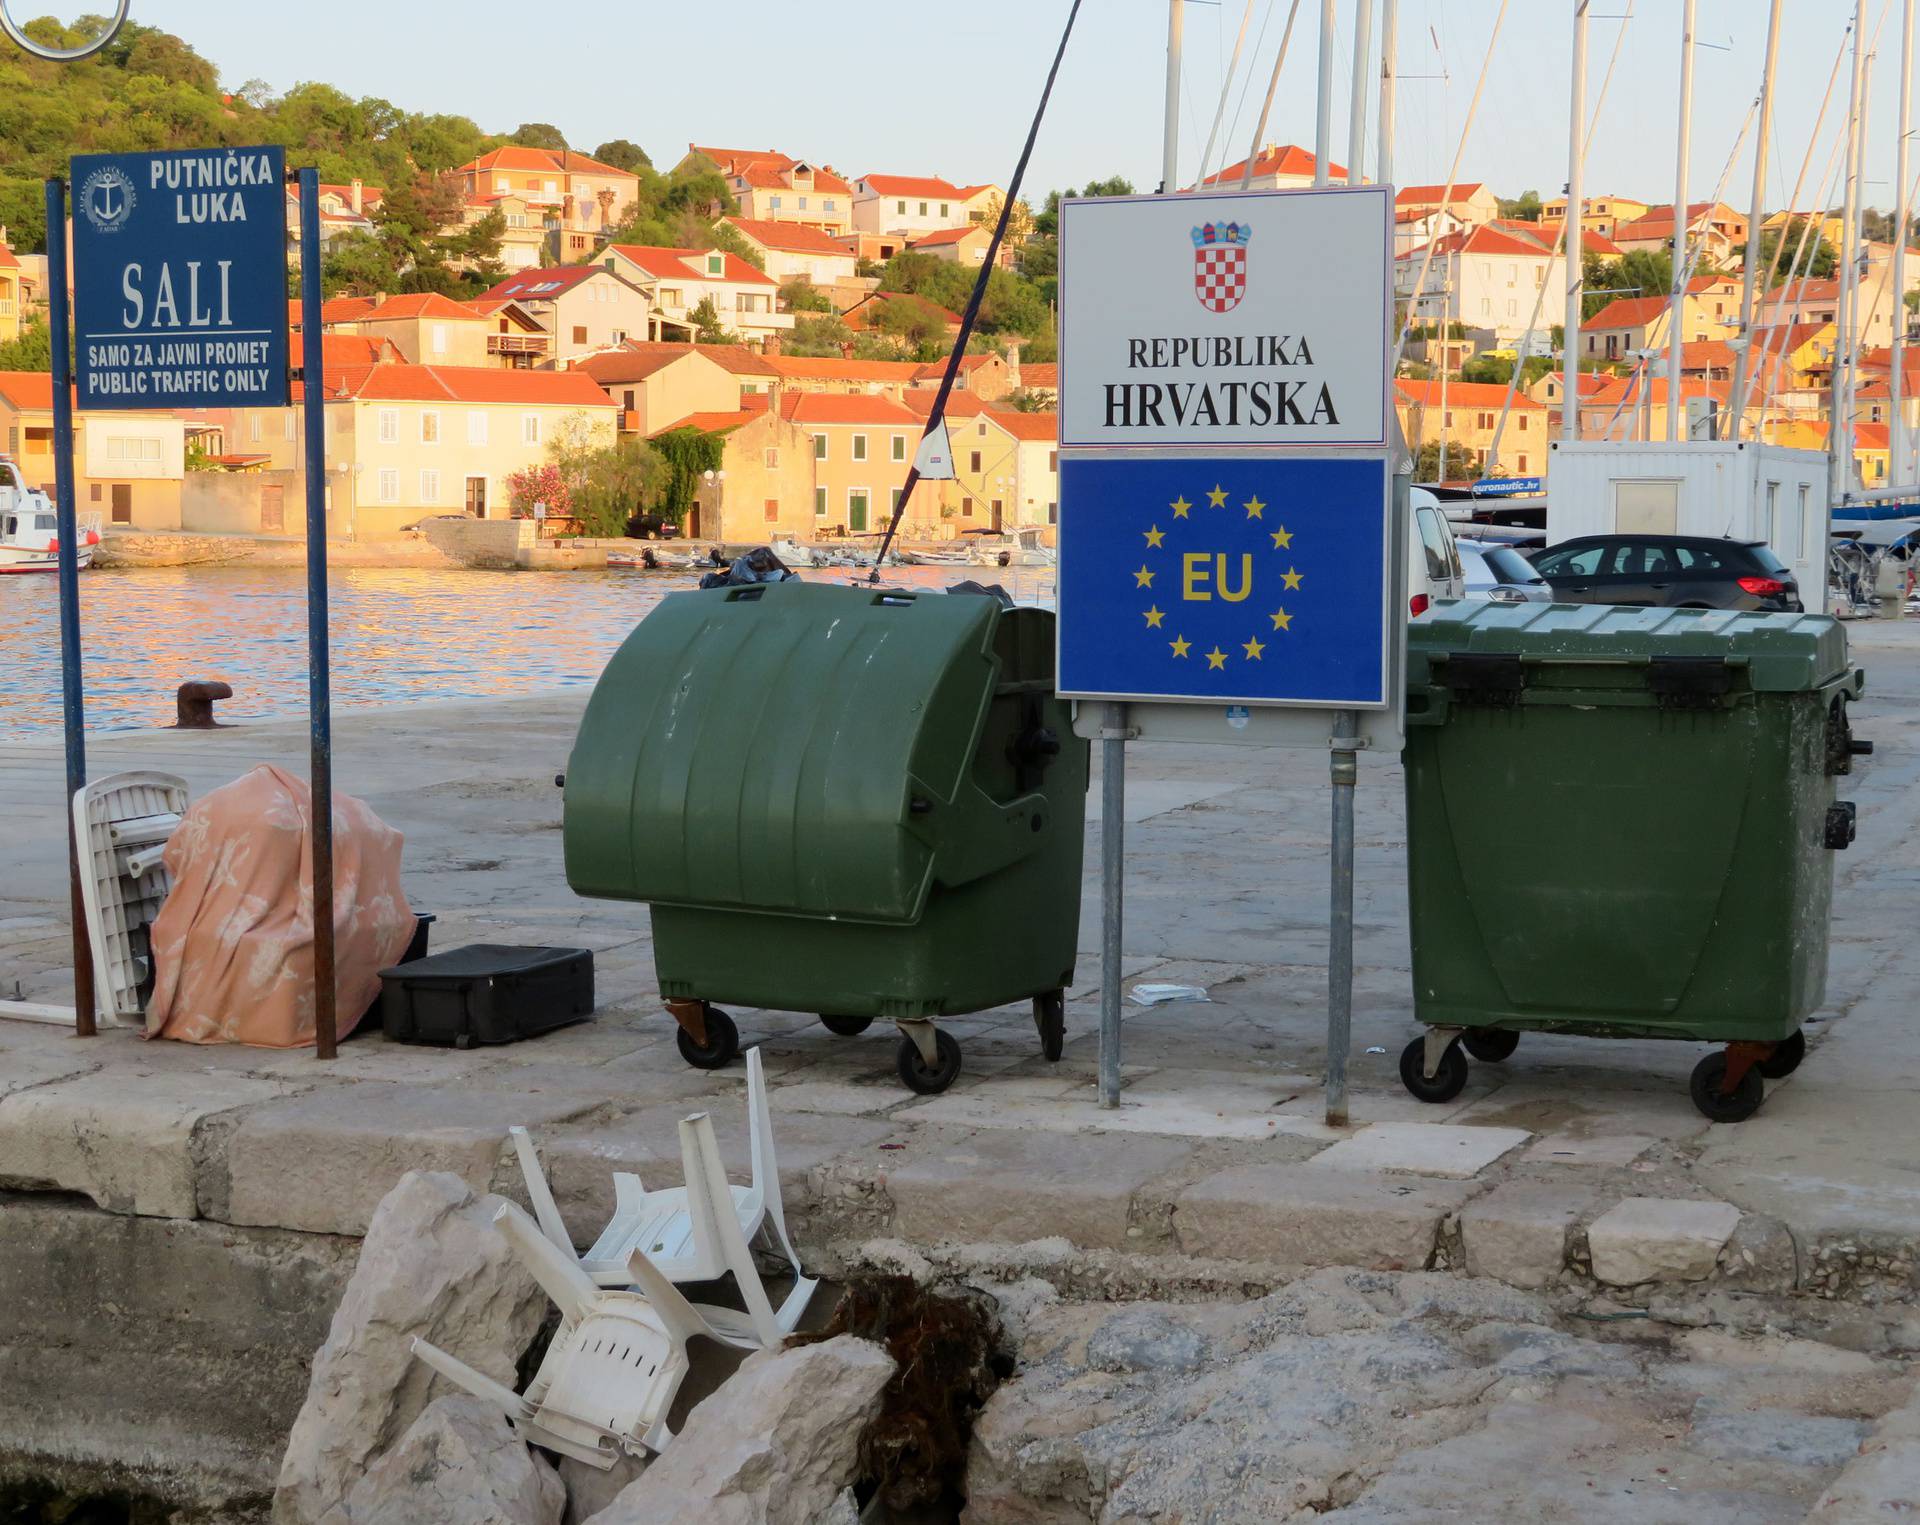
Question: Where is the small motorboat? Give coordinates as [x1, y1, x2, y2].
[0, 459, 99, 574]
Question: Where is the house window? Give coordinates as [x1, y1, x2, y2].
[377, 408, 398, 444]
[896, 200, 907, 214]
[572, 326, 588, 345]
[707, 254, 724, 275]
[523, 415, 541, 446]
[1048, 450, 1058, 471]
[814, 486, 827, 516]
[468, 411, 489, 446]
[797, 196, 808, 210]
[852, 433, 867, 461]
[1047, 501, 1058, 524]
[378, 468, 399, 502]
[421, 411, 440, 445]
[891, 487, 903, 512]
[940, 202, 950, 216]
[770, 195, 783, 210]
[763, 447, 779, 467]
[248, 415, 262, 443]
[764, 498, 780, 522]
[823, 198, 836, 211]
[918, 201, 928, 216]
[970, 450, 982, 472]
[1517, 454, 1527, 471]
[431, 323, 448, 355]
[420, 469, 441, 502]
[889, 433, 906, 462]
[813, 433, 828, 460]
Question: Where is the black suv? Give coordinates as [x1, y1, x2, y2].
[1528, 535, 1803, 612]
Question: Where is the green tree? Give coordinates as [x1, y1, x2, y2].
[1033, 176, 1135, 236]
[649, 426, 727, 530]
[688, 296, 731, 343]
[512, 122, 569, 151]
[0, 317, 52, 371]
[779, 278, 834, 313]
[1582, 248, 1672, 319]
[593, 139, 653, 174]
[549, 423, 669, 538]
[779, 314, 856, 357]
[1497, 190, 1543, 221]
[1459, 353, 1514, 385]
[1757, 218, 1839, 285]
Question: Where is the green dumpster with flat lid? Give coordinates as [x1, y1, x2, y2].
[1400, 602, 1867, 1122]
[563, 579, 1088, 1093]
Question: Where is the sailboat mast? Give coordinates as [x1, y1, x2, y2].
[1315, 0, 1336, 186]
[1378, 0, 1397, 187]
[1894, 0, 1914, 484]
[1348, 0, 1373, 185]
[1832, 4, 1866, 512]
[1563, 1, 1590, 444]
[1666, 0, 1696, 440]
[1730, 0, 1784, 445]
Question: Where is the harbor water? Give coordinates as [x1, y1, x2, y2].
[0, 564, 1057, 740]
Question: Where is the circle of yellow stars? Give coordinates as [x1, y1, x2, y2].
[1135, 482, 1303, 670]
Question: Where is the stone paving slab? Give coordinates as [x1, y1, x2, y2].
[1175, 1164, 1480, 1269]
[1307, 1121, 1532, 1179]
[1460, 1180, 1595, 1289]
[1588, 1197, 1743, 1287]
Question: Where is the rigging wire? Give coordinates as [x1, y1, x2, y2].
[1239, 0, 1306, 189]
[1198, 0, 1262, 192]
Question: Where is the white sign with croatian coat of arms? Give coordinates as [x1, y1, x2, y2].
[1057, 185, 1391, 450]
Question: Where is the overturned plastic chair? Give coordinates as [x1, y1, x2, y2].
[72, 771, 188, 1027]
[413, 1200, 724, 1465]
[510, 1046, 816, 1342]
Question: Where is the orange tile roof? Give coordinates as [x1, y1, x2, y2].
[911, 226, 980, 249]
[0, 371, 54, 410]
[1395, 182, 1487, 202]
[1855, 421, 1891, 449]
[486, 265, 637, 302]
[603, 244, 777, 287]
[912, 354, 997, 381]
[573, 348, 702, 384]
[763, 355, 921, 383]
[1584, 295, 1672, 331]
[1394, 379, 1544, 408]
[607, 340, 780, 377]
[360, 292, 489, 323]
[779, 391, 924, 425]
[1580, 375, 1729, 408]
[291, 333, 396, 370]
[691, 145, 795, 175]
[986, 408, 1058, 441]
[905, 390, 990, 418]
[652, 409, 758, 436]
[721, 217, 858, 256]
[0, 241, 19, 270]
[1198, 143, 1344, 187]
[326, 363, 615, 407]
[461, 146, 638, 181]
[858, 173, 966, 200]
[1018, 363, 1058, 389]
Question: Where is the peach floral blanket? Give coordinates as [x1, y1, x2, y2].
[146, 765, 416, 1046]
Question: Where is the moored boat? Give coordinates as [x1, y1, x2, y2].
[0, 460, 99, 574]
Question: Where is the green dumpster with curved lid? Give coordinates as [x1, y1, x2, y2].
[563, 580, 1088, 1093]
[1399, 602, 1867, 1122]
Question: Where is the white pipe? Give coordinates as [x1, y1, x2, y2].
[1315, 0, 1336, 186]
[1199, 0, 1259, 191]
[1348, 0, 1373, 186]
[1893, 0, 1913, 481]
[1241, 0, 1306, 190]
[1164, 0, 1184, 193]
[1729, 0, 1784, 443]
[1563, 0, 1590, 443]
[1377, 0, 1396, 188]
[1666, 0, 1696, 440]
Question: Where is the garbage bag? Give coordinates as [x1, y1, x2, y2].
[145, 764, 417, 1046]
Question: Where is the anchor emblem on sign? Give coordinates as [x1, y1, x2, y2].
[79, 165, 136, 235]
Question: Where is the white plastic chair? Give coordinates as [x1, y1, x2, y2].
[72, 771, 188, 1026]
[412, 1201, 718, 1465]
[510, 1046, 817, 1340]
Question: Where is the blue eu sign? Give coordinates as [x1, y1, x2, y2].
[70, 147, 290, 411]
[1058, 454, 1391, 708]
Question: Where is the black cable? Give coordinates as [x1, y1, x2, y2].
[868, 0, 1085, 581]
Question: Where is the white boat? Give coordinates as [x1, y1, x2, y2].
[0, 460, 99, 574]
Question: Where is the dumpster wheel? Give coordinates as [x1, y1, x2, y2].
[1034, 990, 1066, 1062]
[1462, 1028, 1519, 1063]
[820, 1013, 876, 1037]
[897, 1028, 963, 1095]
[1689, 1050, 1765, 1123]
[673, 1002, 740, 1070]
[1758, 1029, 1805, 1079]
[1399, 1034, 1469, 1104]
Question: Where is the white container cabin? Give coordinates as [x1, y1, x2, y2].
[1544, 440, 1830, 614]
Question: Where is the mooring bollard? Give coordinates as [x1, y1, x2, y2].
[174, 680, 232, 729]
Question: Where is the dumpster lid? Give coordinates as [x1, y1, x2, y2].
[1407, 603, 1852, 693]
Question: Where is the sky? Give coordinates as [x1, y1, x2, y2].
[116, 1, 1915, 217]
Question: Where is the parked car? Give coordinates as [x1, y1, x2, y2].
[1527, 534, 1802, 612]
[1456, 538, 1552, 603]
[1409, 487, 1465, 616]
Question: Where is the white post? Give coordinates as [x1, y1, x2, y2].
[1666, 0, 1696, 440]
[1348, 0, 1373, 186]
[1163, 0, 1183, 193]
[1832, 4, 1866, 511]
[1563, 1, 1589, 443]
[1377, 0, 1397, 189]
[1316, 0, 1336, 186]
[1729, 0, 1784, 444]
[1894, 0, 1913, 482]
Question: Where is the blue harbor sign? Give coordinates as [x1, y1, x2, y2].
[70, 146, 290, 411]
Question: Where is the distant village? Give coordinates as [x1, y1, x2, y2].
[0, 136, 1908, 546]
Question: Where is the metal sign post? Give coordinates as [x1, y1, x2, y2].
[43, 177, 95, 1037]
[1058, 182, 1402, 1125]
[296, 169, 337, 1060]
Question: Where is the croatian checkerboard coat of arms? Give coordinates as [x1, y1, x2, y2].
[1192, 220, 1250, 313]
